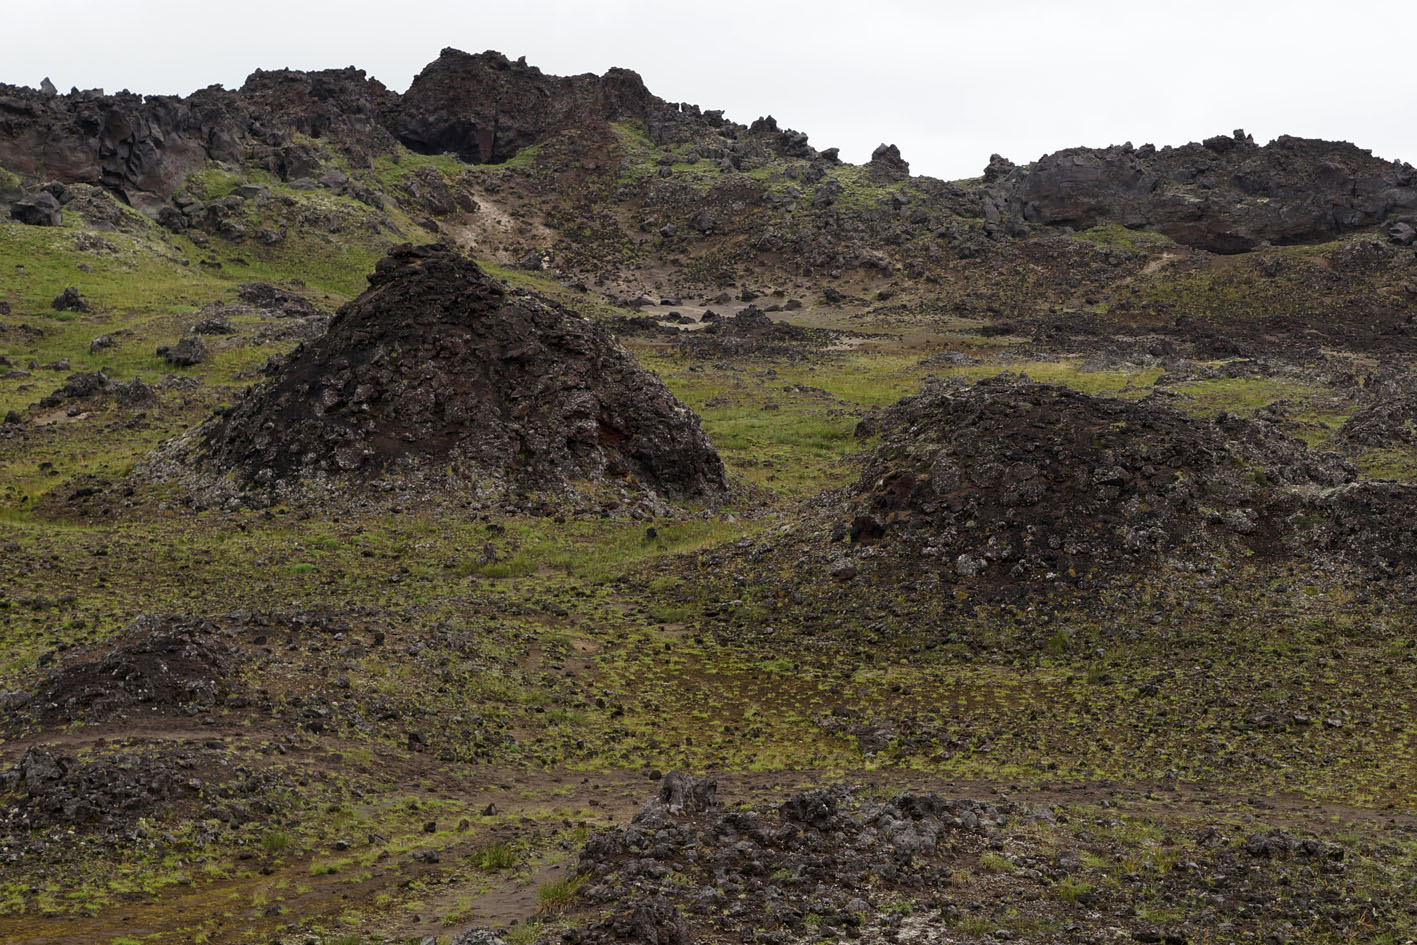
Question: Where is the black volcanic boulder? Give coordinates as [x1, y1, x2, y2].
[995, 132, 1417, 252]
[843, 377, 1355, 579]
[200, 244, 727, 498]
[868, 143, 910, 183]
[10, 191, 61, 225]
[393, 48, 656, 164]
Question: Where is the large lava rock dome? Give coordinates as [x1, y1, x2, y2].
[200, 243, 727, 498]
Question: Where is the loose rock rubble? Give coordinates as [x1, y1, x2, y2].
[36, 371, 157, 409]
[560, 774, 1376, 945]
[572, 775, 1006, 945]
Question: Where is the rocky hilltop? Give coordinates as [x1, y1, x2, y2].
[4, 48, 1414, 257]
[394, 48, 658, 163]
[0, 67, 395, 213]
[988, 130, 1417, 253]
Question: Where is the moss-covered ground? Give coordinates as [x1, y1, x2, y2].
[3, 150, 1417, 944]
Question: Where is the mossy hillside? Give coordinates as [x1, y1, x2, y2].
[5, 160, 1417, 943]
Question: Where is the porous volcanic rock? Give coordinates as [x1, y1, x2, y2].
[198, 243, 726, 498]
[0, 67, 394, 213]
[1307, 480, 1417, 573]
[235, 281, 325, 318]
[13, 615, 237, 726]
[0, 745, 197, 831]
[394, 48, 656, 164]
[992, 131, 1417, 253]
[701, 305, 807, 342]
[842, 376, 1355, 580]
[868, 142, 910, 183]
[1339, 389, 1417, 447]
[37, 371, 157, 409]
[564, 775, 1365, 944]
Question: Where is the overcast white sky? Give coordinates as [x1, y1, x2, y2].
[5, 0, 1415, 180]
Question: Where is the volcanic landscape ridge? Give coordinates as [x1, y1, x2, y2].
[0, 46, 1416, 945]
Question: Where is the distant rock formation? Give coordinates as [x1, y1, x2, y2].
[395, 48, 657, 163]
[990, 130, 1417, 252]
[2, 52, 1414, 254]
[0, 67, 394, 212]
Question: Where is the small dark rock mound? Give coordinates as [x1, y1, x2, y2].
[0, 740, 290, 837]
[1243, 828, 1342, 860]
[37, 371, 156, 409]
[868, 142, 910, 183]
[448, 931, 508, 945]
[1308, 481, 1417, 573]
[235, 281, 323, 318]
[199, 243, 726, 498]
[1338, 390, 1417, 447]
[10, 191, 61, 225]
[17, 615, 237, 726]
[702, 305, 807, 342]
[843, 376, 1355, 580]
[573, 781, 1010, 945]
[0, 745, 197, 830]
[568, 781, 1363, 943]
[51, 286, 88, 312]
[157, 336, 208, 366]
[191, 313, 237, 335]
[638, 771, 718, 821]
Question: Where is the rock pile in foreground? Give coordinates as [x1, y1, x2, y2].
[195, 243, 727, 500]
[559, 772, 1361, 945]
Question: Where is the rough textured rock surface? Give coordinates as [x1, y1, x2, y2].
[565, 777, 1359, 945]
[199, 243, 727, 498]
[0, 746, 196, 830]
[992, 130, 1417, 252]
[37, 371, 157, 409]
[1339, 386, 1417, 446]
[0, 67, 394, 212]
[12, 615, 236, 726]
[393, 48, 656, 164]
[843, 376, 1357, 580]
[868, 142, 910, 183]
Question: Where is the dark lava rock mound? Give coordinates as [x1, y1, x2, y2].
[0, 741, 294, 838]
[561, 773, 1367, 944]
[198, 243, 726, 499]
[701, 305, 807, 342]
[394, 48, 655, 164]
[572, 774, 1003, 945]
[842, 376, 1356, 581]
[10, 615, 237, 726]
[37, 371, 157, 409]
[1339, 391, 1417, 447]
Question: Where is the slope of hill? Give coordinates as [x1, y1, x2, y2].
[2, 49, 1416, 945]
